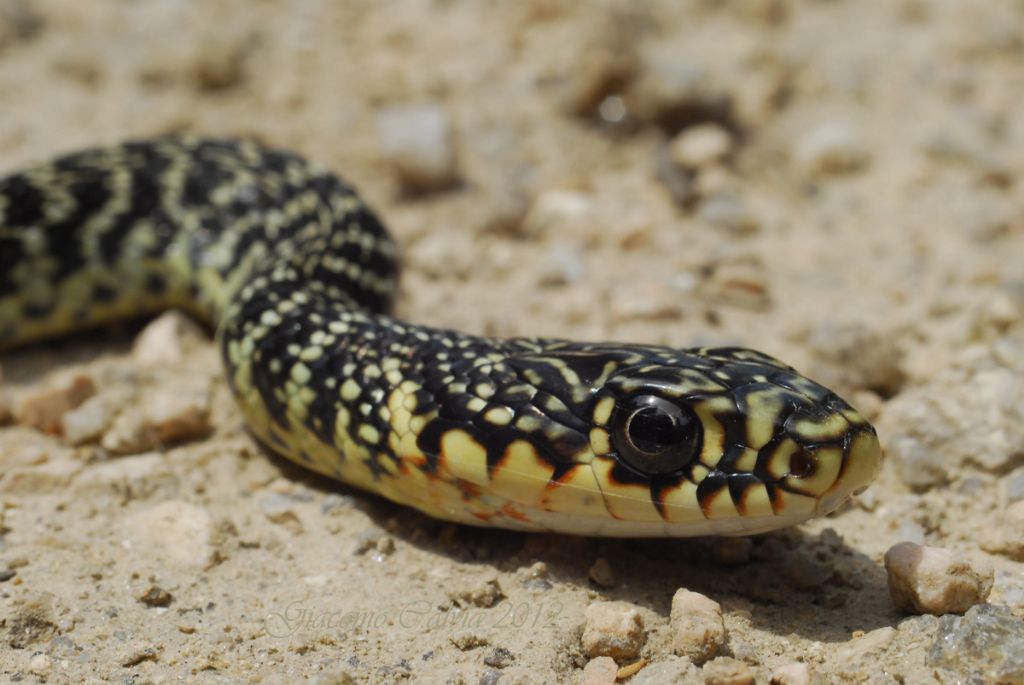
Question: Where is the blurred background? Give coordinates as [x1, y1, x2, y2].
[2, 1, 1022, 389]
[1, 1, 1023, 683]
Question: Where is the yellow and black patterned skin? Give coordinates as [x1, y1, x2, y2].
[0, 138, 881, 537]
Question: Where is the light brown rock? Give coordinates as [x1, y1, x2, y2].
[28, 653, 52, 678]
[795, 121, 868, 176]
[836, 626, 896, 664]
[980, 500, 1024, 560]
[132, 311, 205, 366]
[702, 656, 754, 685]
[670, 589, 726, 665]
[884, 542, 993, 615]
[581, 601, 646, 660]
[629, 656, 701, 684]
[770, 662, 811, 685]
[580, 656, 618, 685]
[16, 372, 96, 434]
[61, 387, 133, 445]
[101, 380, 211, 454]
[588, 557, 615, 587]
[376, 102, 459, 194]
[881, 364, 1024, 487]
[669, 123, 732, 169]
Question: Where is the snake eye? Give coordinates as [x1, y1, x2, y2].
[612, 395, 702, 476]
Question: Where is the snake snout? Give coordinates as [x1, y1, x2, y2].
[818, 425, 882, 515]
[776, 398, 882, 516]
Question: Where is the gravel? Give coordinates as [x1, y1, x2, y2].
[926, 604, 1024, 683]
[376, 102, 459, 194]
[794, 121, 868, 176]
[581, 601, 647, 660]
[981, 500, 1024, 561]
[884, 542, 994, 615]
[668, 122, 733, 169]
[670, 589, 727, 665]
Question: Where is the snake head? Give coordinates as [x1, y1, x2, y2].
[576, 345, 882, 536]
[456, 344, 881, 536]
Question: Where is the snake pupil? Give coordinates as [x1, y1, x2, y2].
[629, 405, 686, 453]
[613, 395, 702, 477]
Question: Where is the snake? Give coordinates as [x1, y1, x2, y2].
[0, 137, 881, 537]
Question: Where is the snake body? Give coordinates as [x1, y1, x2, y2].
[0, 138, 881, 537]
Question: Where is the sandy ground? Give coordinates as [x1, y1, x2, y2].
[1, 1, 1023, 683]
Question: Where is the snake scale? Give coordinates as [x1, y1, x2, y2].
[0, 137, 881, 536]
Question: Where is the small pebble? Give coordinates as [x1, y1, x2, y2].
[850, 389, 883, 421]
[628, 656, 701, 684]
[588, 557, 616, 587]
[353, 526, 388, 555]
[701, 656, 754, 685]
[884, 542, 993, 615]
[260, 493, 305, 534]
[836, 626, 895, 664]
[132, 311, 205, 366]
[137, 585, 174, 608]
[567, 31, 637, 119]
[321, 493, 358, 515]
[581, 601, 646, 660]
[536, 244, 586, 287]
[882, 365, 1024, 486]
[119, 640, 160, 667]
[61, 387, 132, 445]
[483, 646, 513, 669]
[28, 653, 52, 678]
[669, 589, 726, 665]
[887, 436, 947, 489]
[521, 190, 594, 239]
[892, 519, 927, 546]
[580, 656, 618, 685]
[191, 32, 249, 91]
[452, 578, 504, 609]
[980, 500, 1024, 560]
[7, 592, 58, 648]
[626, 47, 729, 131]
[479, 670, 501, 685]
[770, 662, 811, 685]
[101, 379, 212, 454]
[17, 372, 96, 434]
[926, 604, 1024, 683]
[450, 631, 489, 651]
[1005, 466, 1024, 505]
[795, 121, 868, 176]
[703, 260, 770, 311]
[376, 102, 459, 194]
[669, 123, 733, 169]
[698, 194, 760, 235]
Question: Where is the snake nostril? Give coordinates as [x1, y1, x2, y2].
[789, 449, 815, 478]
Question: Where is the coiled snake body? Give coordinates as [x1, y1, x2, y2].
[0, 138, 880, 536]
